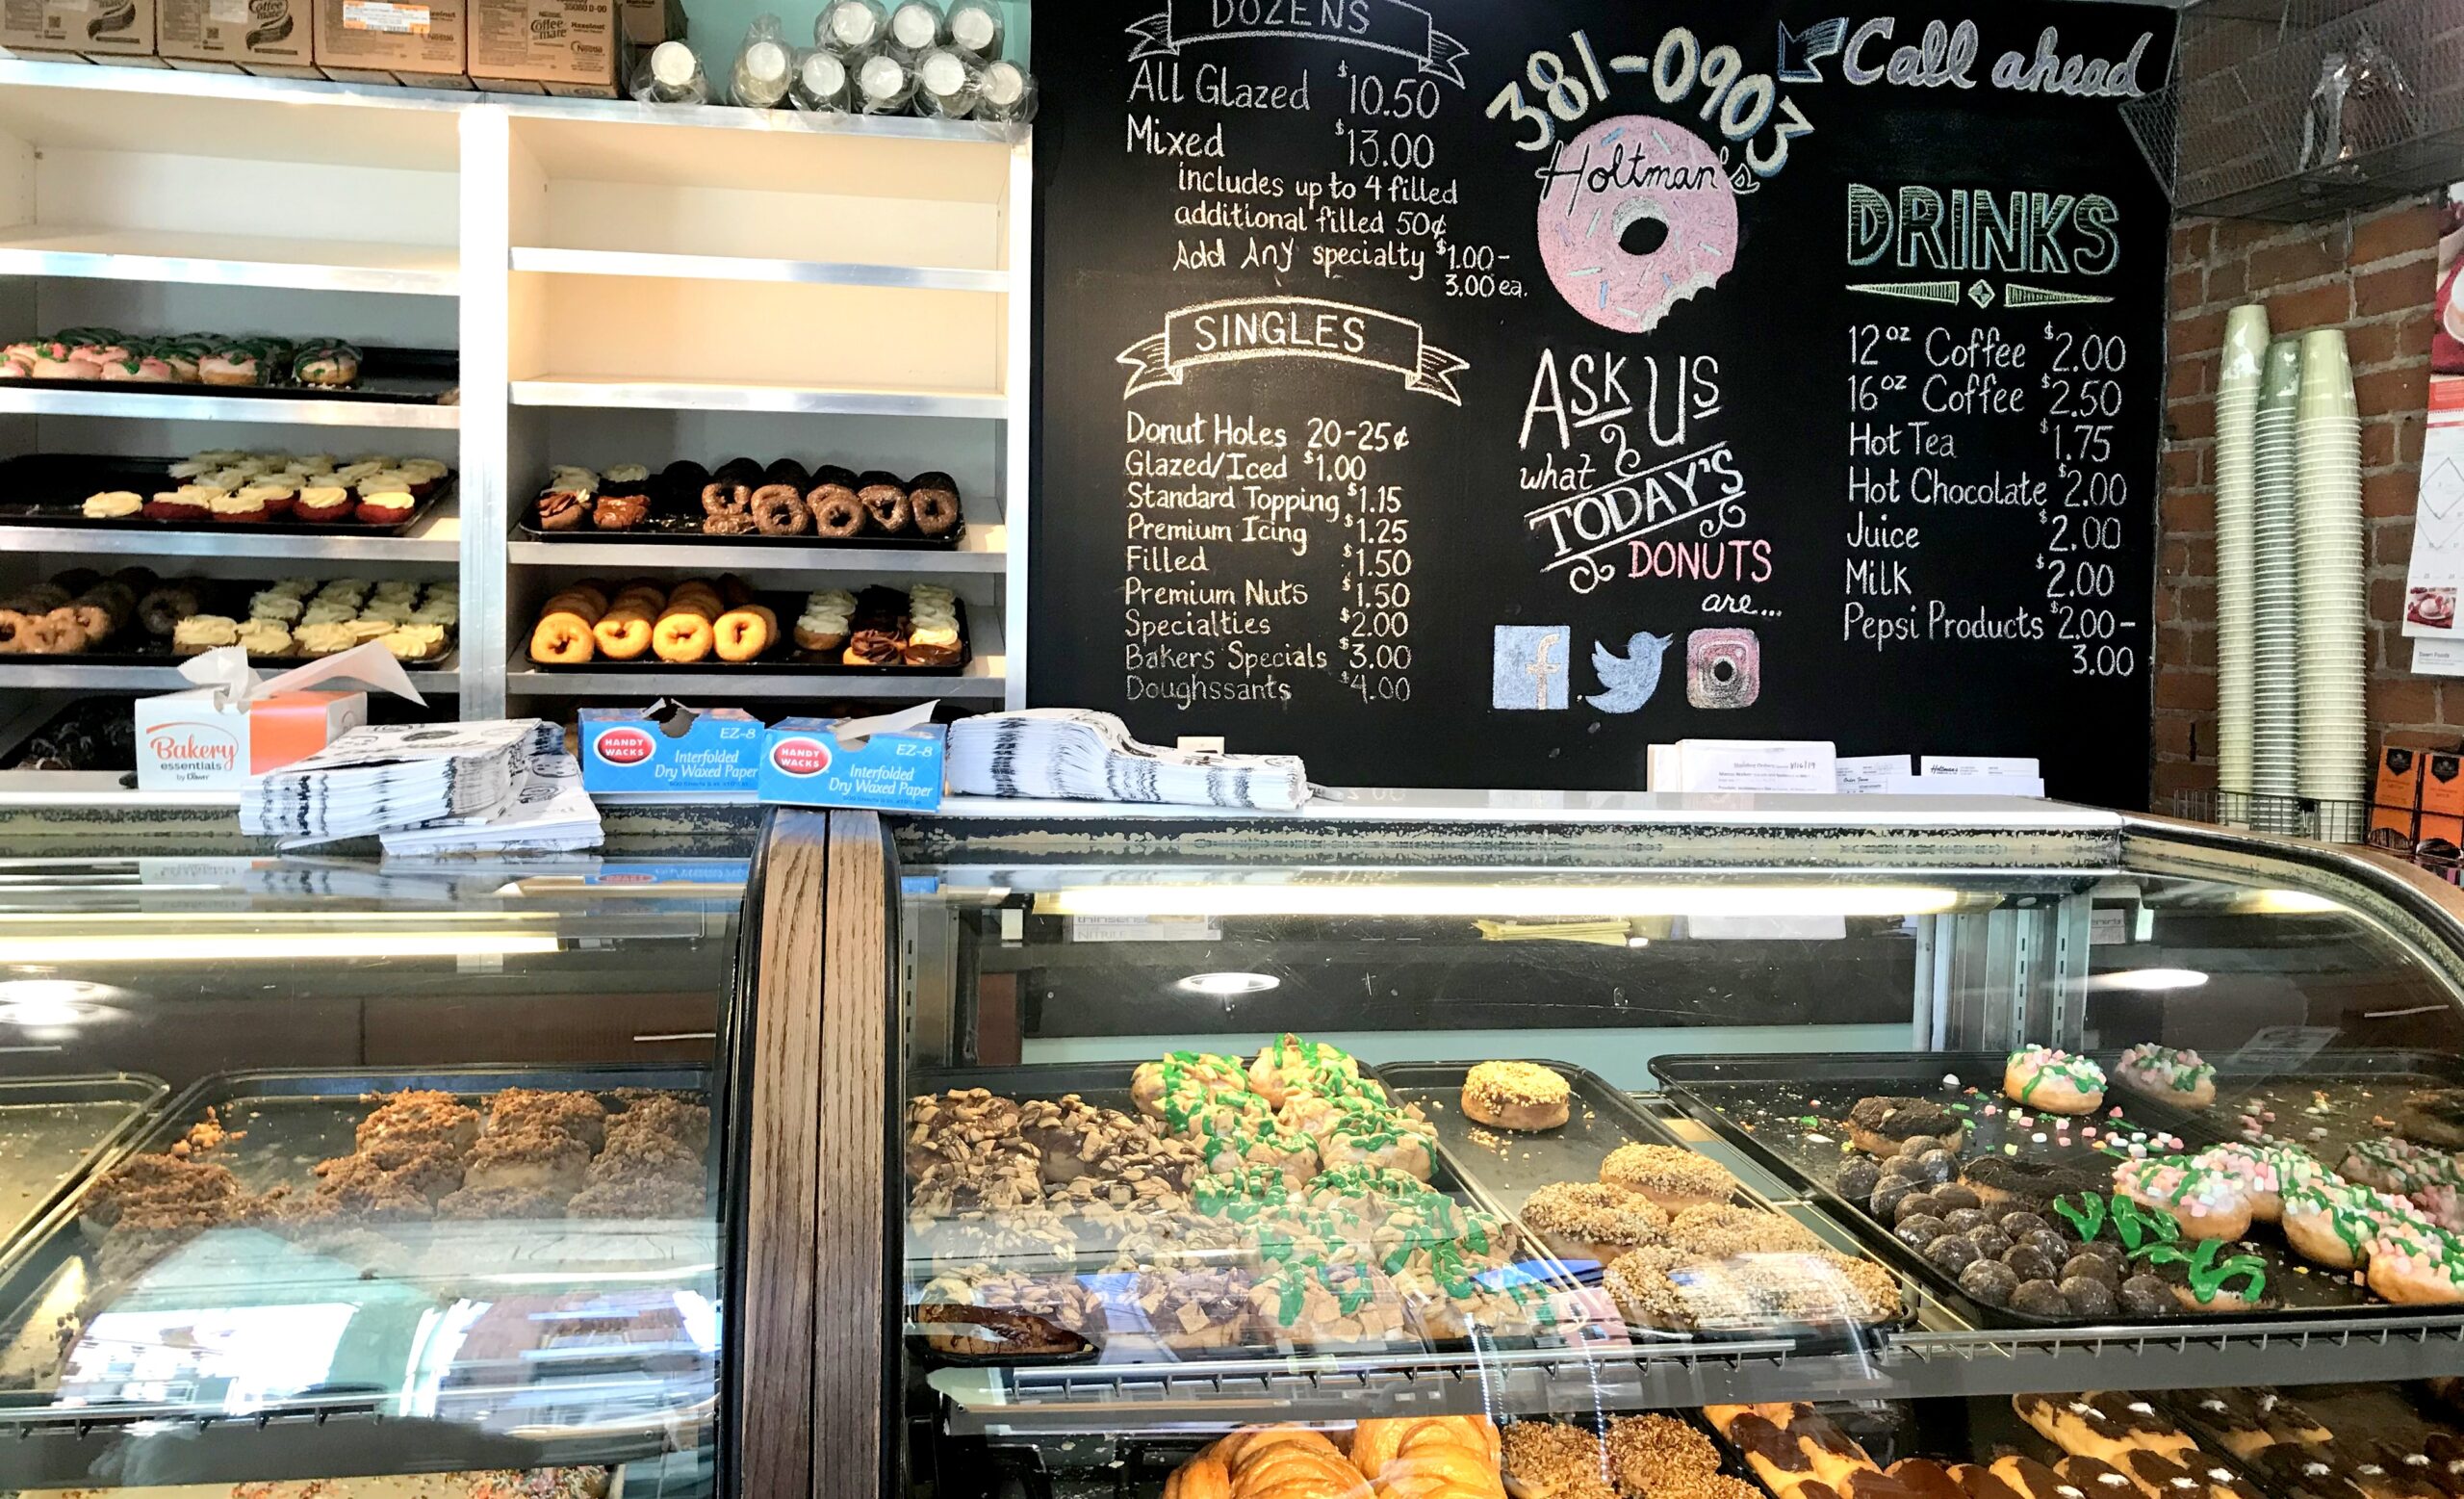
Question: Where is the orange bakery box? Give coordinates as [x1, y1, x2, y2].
[2373, 745, 2427, 844]
[2421, 751, 2464, 850]
[132, 641, 424, 790]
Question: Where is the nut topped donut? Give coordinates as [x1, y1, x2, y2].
[1599, 1142, 1736, 1212]
[1519, 1180, 1669, 1265]
[1461, 1060, 1571, 1132]
[2004, 1046, 2107, 1115]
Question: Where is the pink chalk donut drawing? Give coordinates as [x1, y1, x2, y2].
[1537, 114, 1739, 334]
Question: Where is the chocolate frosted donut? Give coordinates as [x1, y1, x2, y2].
[702, 482, 752, 517]
[658, 459, 710, 504]
[809, 483, 865, 538]
[1846, 1096, 1968, 1155]
[712, 456, 763, 488]
[760, 457, 808, 491]
[1961, 1155, 2104, 1207]
[859, 481, 911, 532]
[751, 483, 810, 535]
[911, 470, 962, 535]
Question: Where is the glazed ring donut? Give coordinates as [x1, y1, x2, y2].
[751, 483, 809, 535]
[744, 602, 780, 635]
[593, 611, 654, 659]
[0, 609, 22, 653]
[610, 589, 665, 617]
[713, 607, 772, 662]
[701, 482, 751, 517]
[911, 485, 961, 536]
[559, 582, 610, 616]
[530, 613, 595, 663]
[808, 483, 864, 538]
[719, 573, 759, 607]
[13, 615, 57, 654]
[543, 594, 606, 625]
[666, 592, 721, 621]
[859, 482, 911, 532]
[654, 612, 714, 662]
[68, 604, 111, 641]
[42, 614, 89, 654]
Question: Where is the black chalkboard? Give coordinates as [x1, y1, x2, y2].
[1031, 0, 2177, 807]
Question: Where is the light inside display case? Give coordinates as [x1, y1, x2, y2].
[887, 822, 2464, 1497]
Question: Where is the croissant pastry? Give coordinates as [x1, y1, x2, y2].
[1172, 1428, 1373, 1499]
[1352, 1418, 1503, 1499]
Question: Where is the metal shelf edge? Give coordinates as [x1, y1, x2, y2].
[507, 246, 1009, 294]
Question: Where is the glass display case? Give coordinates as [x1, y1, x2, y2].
[879, 795, 2464, 1499]
[0, 817, 757, 1499]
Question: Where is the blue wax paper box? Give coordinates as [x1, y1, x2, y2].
[758, 715, 946, 811]
[580, 704, 763, 794]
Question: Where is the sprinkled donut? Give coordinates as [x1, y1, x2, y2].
[2340, 1135, 2464, 1196]
[2365, 1221, 2464, 1305]
[2113, 1155, 2252, 1241]
[2280, 1176, 2426, 1269]
[1537, 114, 1739, 334]
[2190, 1140, 2314, 1223]
[2004, 1045, 2106, 1114]
[2113, 1043, 2217, 1109]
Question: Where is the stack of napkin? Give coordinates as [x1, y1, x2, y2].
[946, 710, 1308, 811]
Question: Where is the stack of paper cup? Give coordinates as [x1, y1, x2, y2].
[2296, 328, 2366, 804]
[2215, 305, 2270, 806]
[2250, 336, 2304, 832]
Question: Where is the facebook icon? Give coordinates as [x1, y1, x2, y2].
[1492, 625, 1571, 711]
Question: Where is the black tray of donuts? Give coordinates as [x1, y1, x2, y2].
[1649, 1050, 2448, 1329]
[0, 453, 450, 537]
[522, 457, 967, 549]
[525, 580, 968, 675]
[5, 341, 454, 403]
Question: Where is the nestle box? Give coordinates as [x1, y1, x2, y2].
[758, 714, 945, 812]
[315, 0, 465, 84]
[579, 703, 761, 795]
[1, 0, 158, 59]
[134, 688, 365, 791]
[160, 0, 314, 73]
[468, 0, 613, 95]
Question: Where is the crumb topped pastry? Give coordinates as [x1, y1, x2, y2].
[1600, 1142, 1737, 1211]
[1519, 1180, 1669, 1264]
[1463, 1060, 1572, 1132]
[464, 1126, 591, 1196]
[486, 1087, 607, 1150]
[1846, 1096, 1969, 1156]
[357, 1090, 480, 1155]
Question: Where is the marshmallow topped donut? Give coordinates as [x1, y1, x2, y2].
[1537, 115, 1739, 334]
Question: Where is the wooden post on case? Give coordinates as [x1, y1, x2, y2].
[817, 810, 891, 1497]
[738, 808, 828, 1499]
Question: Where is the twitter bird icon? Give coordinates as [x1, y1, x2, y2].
[1585, 631, 1672, 713]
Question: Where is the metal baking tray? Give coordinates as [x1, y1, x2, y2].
[527, 595, 968, 676]
[0, 1065, 713, 1404]
[520, 509, 965, 550]
[1650, 1050, 2431, 1328]
[0, 453, 449, 536]
[2167, 1048, 2464, 1166]
[902, 1061, 1567, 1366]
[0, 1074, 169, 1265]
[1370, 1060, 1919, 1349]
[7, 344, 457, 404]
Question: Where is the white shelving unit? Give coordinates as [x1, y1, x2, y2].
[0, 57, 1032, 744]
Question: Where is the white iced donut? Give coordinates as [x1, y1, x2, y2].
[1537, 114, 1738, 334]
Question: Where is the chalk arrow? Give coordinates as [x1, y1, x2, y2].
[1777, 17, 1847, 85]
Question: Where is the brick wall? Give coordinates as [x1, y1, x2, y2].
[2151, 195, 2445, 807]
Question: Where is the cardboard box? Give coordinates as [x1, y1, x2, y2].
[579, 703, 761, 795]
[136, 688, 365, 790]
[468, 0, 612, 95]
[315, 0, 463, 84]
[617, 0, 672, 48]
[2373, 745, 2427, 845]
[159, 0, 313, 74]
[758, 712, 944, 812]
[2422, 752, 2464, 849]
[1, 0, 157, 60]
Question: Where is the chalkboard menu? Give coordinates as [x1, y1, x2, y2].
[1031, 0, 2176, 806]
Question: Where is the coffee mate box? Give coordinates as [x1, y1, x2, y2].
[1, 0, 160, 61]
[468, 0, 614, 96]
[159, 0, 315, 74]
[314, 0, 465, 85]
[134, 689, 366, 790]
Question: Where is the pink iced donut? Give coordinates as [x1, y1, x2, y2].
[1537, 114, 1738, 334]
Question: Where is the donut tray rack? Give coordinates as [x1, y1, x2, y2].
[0, 455, 451, 537]
[1647, 1050, 2439, 1329]
[0, 1063, 715, 1487]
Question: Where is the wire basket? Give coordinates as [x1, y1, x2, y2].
[2169, 788, 2374, 842]
[2124, 0, 2464, 220]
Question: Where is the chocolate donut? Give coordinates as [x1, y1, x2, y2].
[760, 458, 808, 491]
[911, 470, 962, 536]
[658, 460, 710, 506]
[140, 585, 199, 636]
[751, 483, 810, 535]
[1961, 1155, 2105, 1208]
[859, 481, 911, 532]
[701, 482, 752, 518]
[712, 456, 763, 488]
[809, 483, 865, 538]
[811, 463, 859, 490]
